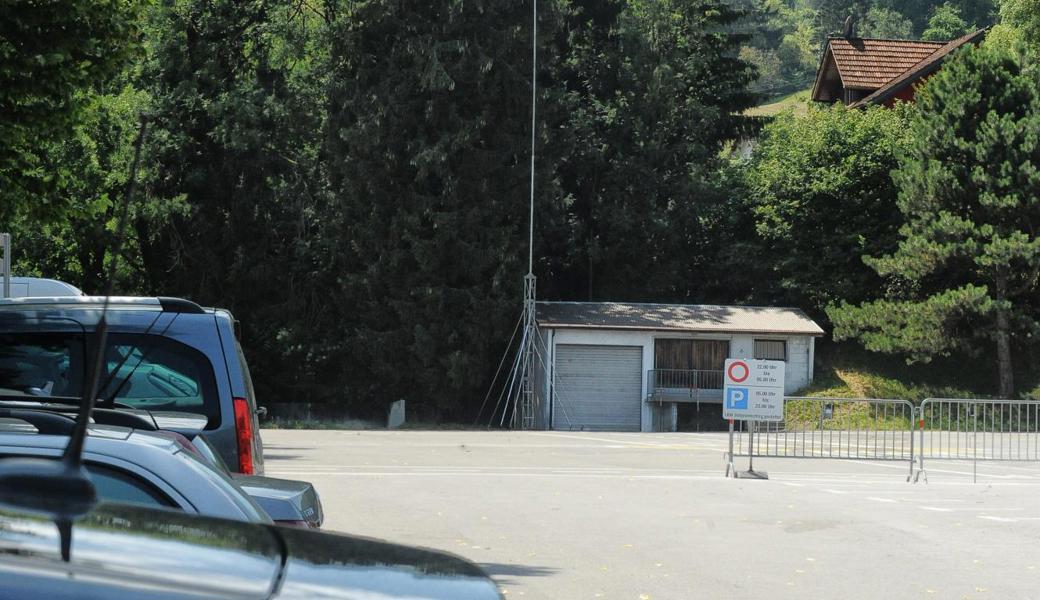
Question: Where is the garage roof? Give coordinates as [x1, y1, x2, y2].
[536, 302, 824, 336]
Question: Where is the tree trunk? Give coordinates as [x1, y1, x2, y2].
[995, 302, 1014, 399]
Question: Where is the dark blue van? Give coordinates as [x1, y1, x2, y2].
[0, 296, 265, 474]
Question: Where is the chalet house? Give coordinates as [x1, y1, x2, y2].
[811, 28, 986, 108]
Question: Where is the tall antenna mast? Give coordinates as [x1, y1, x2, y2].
[514, 0, 539, 429]
[478, 0, 542, 430]
[528, 0, 537, 276]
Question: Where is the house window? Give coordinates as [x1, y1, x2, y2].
[654, 339, 729, 371]
[654, 339, 729, 389]
[754, 339, 787, 361]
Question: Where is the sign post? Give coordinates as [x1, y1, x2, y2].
[723, 358, 785, 479]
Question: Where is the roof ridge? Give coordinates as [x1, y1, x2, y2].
[828, 36, 945, 44]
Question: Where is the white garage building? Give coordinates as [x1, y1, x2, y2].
[534, 302, 825, 432]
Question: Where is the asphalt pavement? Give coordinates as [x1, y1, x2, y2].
[261, 429, 1040, 600]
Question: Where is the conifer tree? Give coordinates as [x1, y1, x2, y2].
[830, 44, 1040, 397]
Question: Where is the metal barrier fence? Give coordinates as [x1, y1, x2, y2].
[916, 398, 1040, 482]
[725, 397, 917, 481]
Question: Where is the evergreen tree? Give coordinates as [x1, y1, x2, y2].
[321, 0, 559, 417]
[550, 0, 757, 302]
[138, 0, 325, 401]
[829, 45, 1040, 397]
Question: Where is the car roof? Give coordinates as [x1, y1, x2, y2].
[0, 277, 84, 297]
[0, 423, 178, 452]
[0, 296, 213, 314]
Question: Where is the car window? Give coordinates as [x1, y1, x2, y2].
[0, 331, 220, 428]
[99, 336, 218, 424]
[0, 332, 84, 398]
[85, 464, 176, 509]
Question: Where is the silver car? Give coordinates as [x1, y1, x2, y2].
[0, 409, 319, 525]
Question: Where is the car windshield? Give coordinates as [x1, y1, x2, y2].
[0, 331, 220, 427]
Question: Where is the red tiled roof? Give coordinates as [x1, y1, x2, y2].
[828, 38, 945, 90]
[850, 29, 988, 108]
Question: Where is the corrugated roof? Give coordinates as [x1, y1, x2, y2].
[828, 38, 944, 90]
[537, 302, 825, 336]
[850, 29, 987, 108]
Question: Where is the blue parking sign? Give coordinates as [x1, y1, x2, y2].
[726, 387, 749, 410]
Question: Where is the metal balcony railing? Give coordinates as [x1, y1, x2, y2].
[647, 369, 724, 403]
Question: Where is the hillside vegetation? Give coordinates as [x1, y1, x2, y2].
[6, 0, 1040, 422]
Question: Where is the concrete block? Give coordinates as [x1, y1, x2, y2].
[388, 399, 406, 429]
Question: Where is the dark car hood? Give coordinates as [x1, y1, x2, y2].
[0, 502, 282, 599]
[0, 501, 501, 600]
[273, 525, 503, 600]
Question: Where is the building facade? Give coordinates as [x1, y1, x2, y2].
[534, 302, 825, 432]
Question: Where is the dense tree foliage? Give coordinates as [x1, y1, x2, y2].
[922, 2, 972, 41]
[549, 0, 756, 302]
[829, 44, 1040, 397]
[5, 0, 755, 419]
[0, 0, 143, 223]
[745, 104, 911, 316]
[737, 0, 995, 99]
[9, 0, 1040, 418]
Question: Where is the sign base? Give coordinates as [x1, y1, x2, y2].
[734, 469, 769, 480]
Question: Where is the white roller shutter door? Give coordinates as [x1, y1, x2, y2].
[553, 344, 643, 431]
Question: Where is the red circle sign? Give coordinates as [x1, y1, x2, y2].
[727, 361, 749, 383]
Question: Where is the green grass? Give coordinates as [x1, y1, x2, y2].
[745, 88, 812, 117]
[797, 342, 992, 404]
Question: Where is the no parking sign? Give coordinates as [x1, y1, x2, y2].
[722, 358, 785, 422]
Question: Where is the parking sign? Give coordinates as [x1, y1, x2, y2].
[722, 358, 785, 422]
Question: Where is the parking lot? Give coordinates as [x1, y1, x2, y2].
[263, 429, 1040, 600]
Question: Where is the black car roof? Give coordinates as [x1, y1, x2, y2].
[0, 296, 209, 314]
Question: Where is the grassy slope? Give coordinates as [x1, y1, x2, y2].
[745, 88, 812, 117]
[797, 341, 1023, 402]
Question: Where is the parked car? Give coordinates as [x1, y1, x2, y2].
[0, 499, 502, 600]
[0, 295, 265, 474]
[0, 407, 321, 526]
[0, 276, 84, 298]
[0, 392, 500, 599]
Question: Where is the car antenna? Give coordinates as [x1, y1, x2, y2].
[62, 116, 148, 468]
[0, 117, 148, 538]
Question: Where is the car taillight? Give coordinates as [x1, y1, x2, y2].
[233, 397, 254, 475]
[152, 430, 205, 460]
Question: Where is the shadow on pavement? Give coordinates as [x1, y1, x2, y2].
[479, 562, 558, 585]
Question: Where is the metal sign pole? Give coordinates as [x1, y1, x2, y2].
[748, 420, 754, 472]
[735, 419, 769, 479]
[725, 418, 735, 477]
